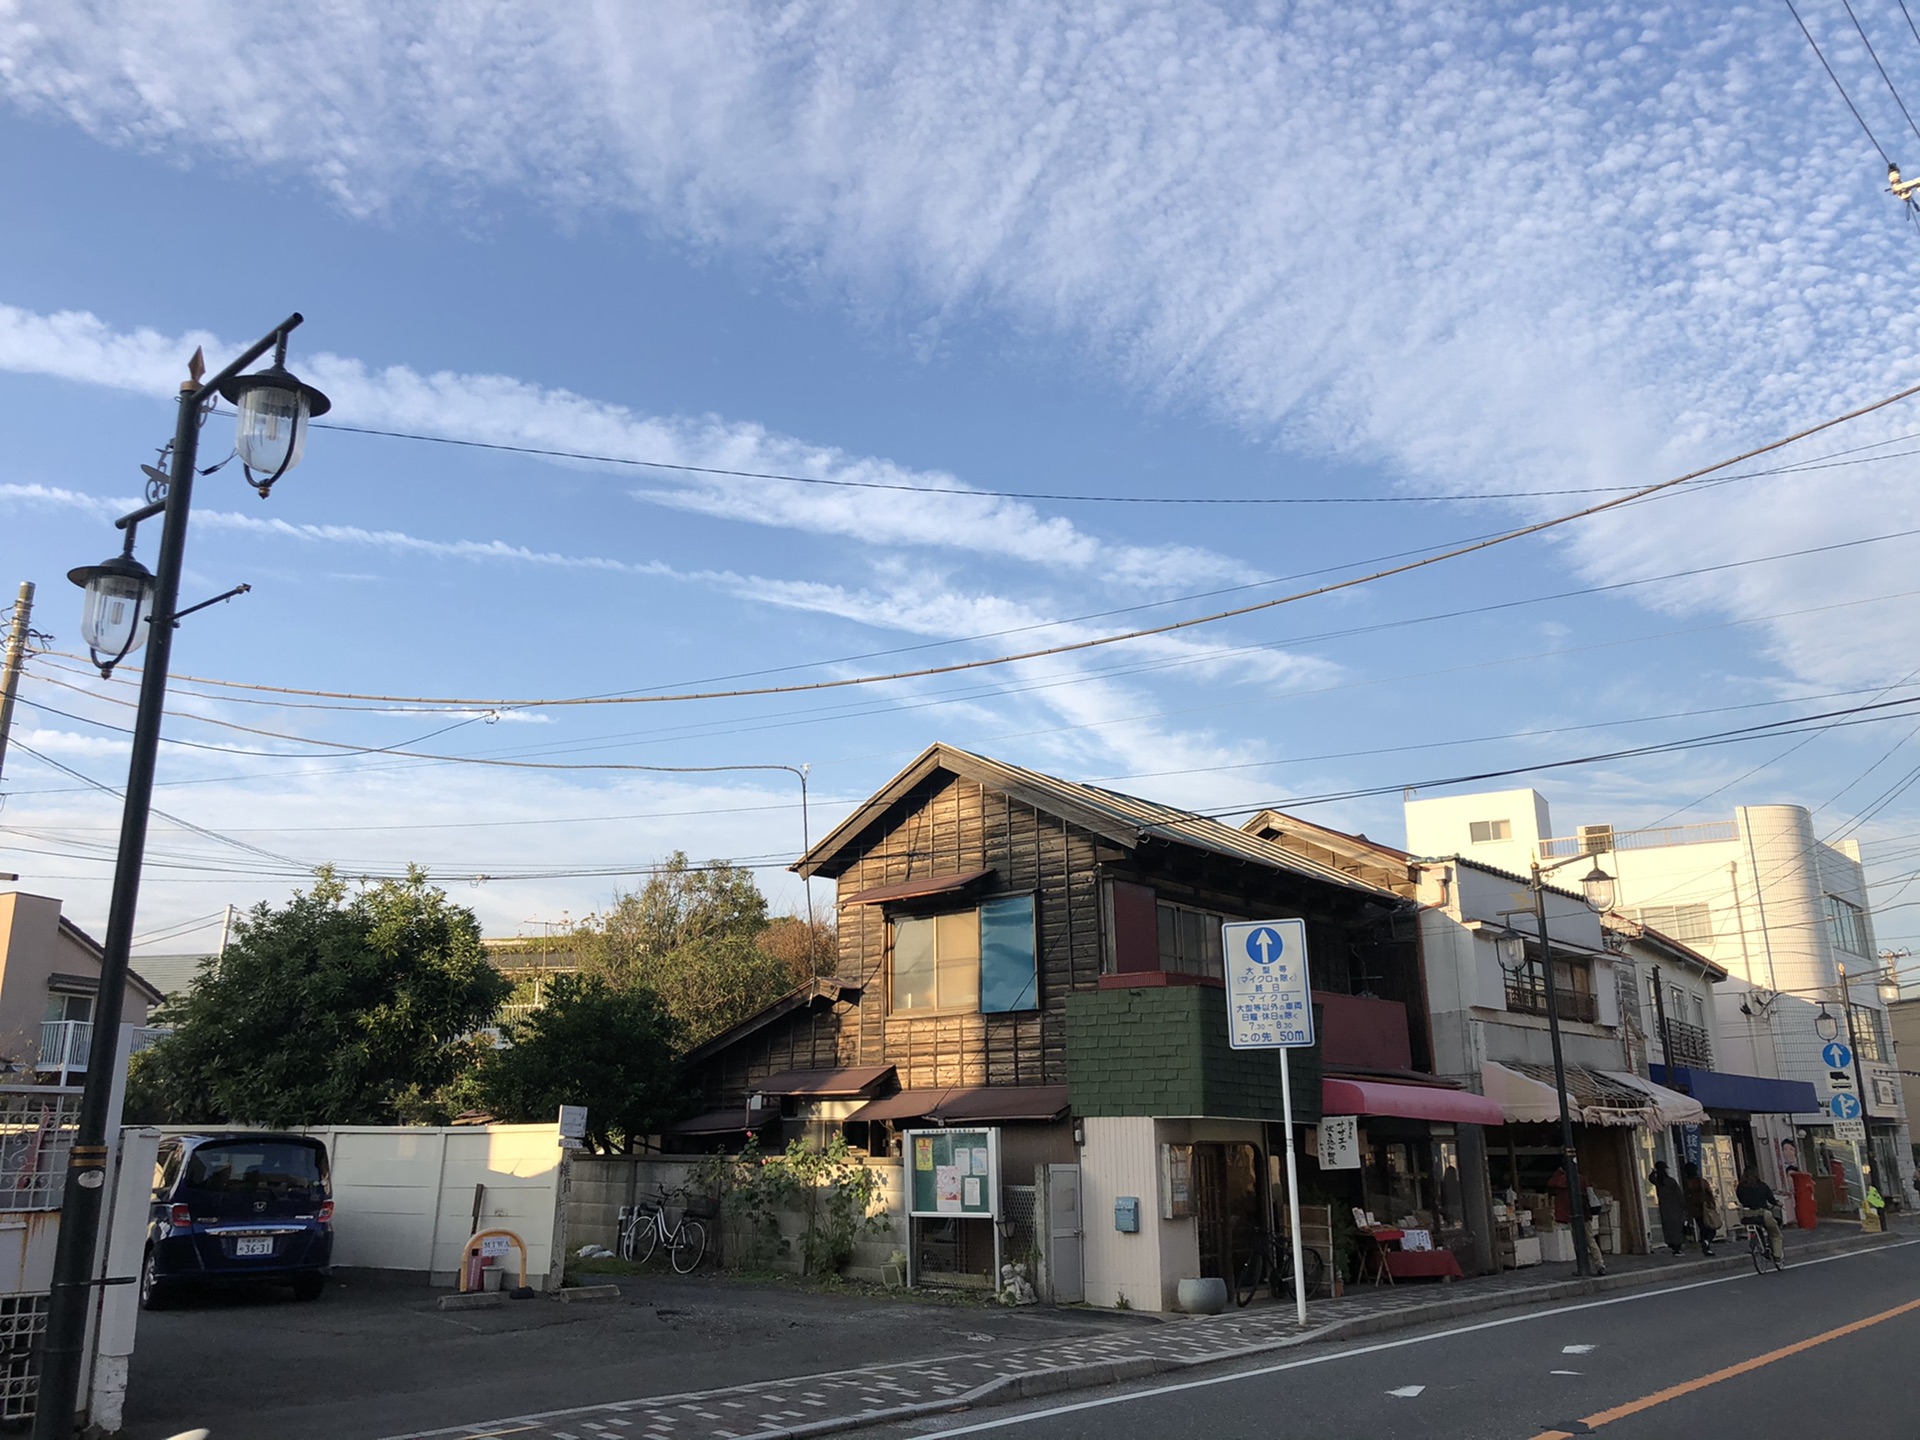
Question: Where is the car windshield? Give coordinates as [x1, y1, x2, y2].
[183, 1142, 327, 1201]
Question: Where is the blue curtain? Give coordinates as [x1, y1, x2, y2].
[979, 894, 1038, 1013]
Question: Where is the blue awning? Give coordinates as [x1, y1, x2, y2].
[1651, 1065, 1820, 1115]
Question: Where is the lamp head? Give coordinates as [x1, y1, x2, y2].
[66, 551, 156, 677]
[1581, 864, 1617, 913]
[1815, 1005, 1841, 1043]
[1495, 933, 1528, 975]
[217, 362, 331, 496]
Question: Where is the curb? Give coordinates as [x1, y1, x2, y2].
[728, 1228, 1899, 1440]
[556, 1283, 622, 1303]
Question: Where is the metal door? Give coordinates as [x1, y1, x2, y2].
[1044, 1164, 1083, 1304]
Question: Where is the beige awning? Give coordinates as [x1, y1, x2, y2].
[1482, 1061, 1684, 1129]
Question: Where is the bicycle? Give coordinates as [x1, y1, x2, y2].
[1741, 1210, 1783, 1274]
[619, 1189, 709, 1273]
[1234, 1229, 1326, 1307]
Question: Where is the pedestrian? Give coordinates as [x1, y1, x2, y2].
[1683, 1162, 1717, 1256]
[1735, 1169, 1785, 1265]
[1649, 1160, 1687, 1254]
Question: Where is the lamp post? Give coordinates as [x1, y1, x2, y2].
[1519, 853, 1616, 1279]
[34, 315, 326, 1440]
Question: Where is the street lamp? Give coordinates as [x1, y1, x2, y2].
[35, 315, 327, 1440]
[1815, 1005, 1841, 1043]
[1525, 849, 1618, 1280]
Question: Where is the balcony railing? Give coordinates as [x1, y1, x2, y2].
[1541, 820, 1739, 858]
[34, 1022, 172, 1074]
[1658, 1018, 1713, 1069]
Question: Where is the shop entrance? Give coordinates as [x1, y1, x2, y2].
[1193, 1142, 1262, 1280]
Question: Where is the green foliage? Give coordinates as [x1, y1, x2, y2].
[578, 852, 796, 1045]
[694, 1135, 886, 1277]
[478, 973, 684, 1150]
[127, 867, 509, 1127]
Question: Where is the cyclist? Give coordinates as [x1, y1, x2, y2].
[1735, 1168, 1785, 1265]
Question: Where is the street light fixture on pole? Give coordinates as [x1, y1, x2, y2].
[33, 315, 327, 1440]
[1497, 852, 1615, 1279]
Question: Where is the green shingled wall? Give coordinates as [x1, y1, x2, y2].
[1066, 986, 1322, 1123]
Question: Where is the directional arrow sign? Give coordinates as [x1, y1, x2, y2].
[1823, 1040, 1854, 1071]
[1831, 1092, 1862, 1120]
[1222, 918, 1312, 1050]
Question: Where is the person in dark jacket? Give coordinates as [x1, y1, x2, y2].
[1650, 1160, 1687, 1254]
[1736, 1169, 1785, 1264]
[1683, 1162, 1717, 1256]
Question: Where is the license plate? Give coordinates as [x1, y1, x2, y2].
[235, 1237, 274, 1257]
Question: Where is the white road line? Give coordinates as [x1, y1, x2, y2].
[1549, 1370, 1583, 1376]
[1561, 1344, 1594, 1354]
[918, 1238, 1920, 1437]
[1386, 1385, 1425, 1397]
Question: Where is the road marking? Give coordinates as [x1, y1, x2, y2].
[1386, 1385, 1425, 1397]
[916, 1238, 1920, 1437]
[1550, 1370, 1582, 1376]
[1527, 1295, 1920, 1440]
[1561, 1344, 1594, 1354]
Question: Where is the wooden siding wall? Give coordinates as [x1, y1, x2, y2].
[693, 998, 855, 1110]
[822, 773, 1102, 1091]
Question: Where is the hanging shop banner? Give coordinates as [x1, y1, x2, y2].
[1317, 1115, 1361, 1170]
[906, 1128, 1001, 1219]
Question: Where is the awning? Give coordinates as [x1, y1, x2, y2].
[847, 1084, 1071, 1125]
[754, 1065, 895, 1098]
[1651, 1064, 1821, 1115]
[1321, 1077, 1505, 1127]
[840, 869, 993, 907]
[666, 1106, 776, 1135]
[1600, 1069, 1706, 1126]
[1481, 1061, 1680, 1128]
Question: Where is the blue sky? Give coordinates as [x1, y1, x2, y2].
[5, 3, 1920, 962]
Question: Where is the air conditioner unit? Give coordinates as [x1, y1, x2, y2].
[1578, 824, 1614, 856]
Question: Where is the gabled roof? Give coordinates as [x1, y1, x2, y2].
[681, 976, 860, 1066]
[58, 917, 165, 1004]
[1602, 916, 1729, 981]
[795, 744, 1399, 900]
[1241, 808, 1416, 898]
[1423, 853, 1590, 905]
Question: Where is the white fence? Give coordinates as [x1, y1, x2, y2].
[160, 1122, 571, 1289]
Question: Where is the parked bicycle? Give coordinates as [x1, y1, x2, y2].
[619, 1189, 709, 1273]
[1234, 1228, 1326, 1307]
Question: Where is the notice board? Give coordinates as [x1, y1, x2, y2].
[905, 1128, 1001, 1219]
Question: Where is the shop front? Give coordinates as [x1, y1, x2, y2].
[1649, 1065, 1821, 1220]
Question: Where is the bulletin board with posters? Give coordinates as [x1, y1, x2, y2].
[905, 1128, 1001, 1219]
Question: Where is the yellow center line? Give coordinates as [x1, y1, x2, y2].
[1528, 1295, 1920, 1439]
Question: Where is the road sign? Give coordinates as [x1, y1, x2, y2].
[1834, 1118, 1868, 1145]
[1221, 918, 1313, 1050]
[1830, 1092, 1862, 1120]
[1220, 917, 1313, 1329]
[1822, 1040, 1853, 1071]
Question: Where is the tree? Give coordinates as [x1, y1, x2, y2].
[478, 973, 684, 1151]
[580, 852, 795, 1045]
[759, 913, 839, 984]
[129, 867, 509, 1127]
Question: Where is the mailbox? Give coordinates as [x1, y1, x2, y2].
[1114, 1196, 1141, 1233]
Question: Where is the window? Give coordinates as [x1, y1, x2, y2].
[891, 896, 1038, 1015]
[182, 1141, 327, 1201]
[42, 993, 91, 1025]
[1469, 819, 1511, 844]
[1503, 945, 1598, 1023]
[1824, 895, 1869, 957]
[1636, 903, 1714, 944]
[1157, 901, 1227, 978]
[1849, 1005, 1886, 1063]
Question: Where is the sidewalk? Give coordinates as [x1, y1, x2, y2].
[387, 1222, 1908, 1440]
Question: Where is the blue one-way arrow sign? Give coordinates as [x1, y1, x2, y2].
[1822, 1039, 1853, 1071]
[1831, 1092, 1862, 1120]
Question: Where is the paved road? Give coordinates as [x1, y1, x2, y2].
[880, 1238, 1920, 1440]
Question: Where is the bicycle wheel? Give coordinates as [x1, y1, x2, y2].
[1748, 1230, 1767, 1276]
[633, 1215, 659, 1266]
[670, 1218, 708, 1274]
[1234, 1245, 1265, 1307]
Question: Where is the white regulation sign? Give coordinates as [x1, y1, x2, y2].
[1221, 918, 1313, 1050]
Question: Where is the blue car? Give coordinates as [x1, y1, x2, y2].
[142, 1133, 334, 1309]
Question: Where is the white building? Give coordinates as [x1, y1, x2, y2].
[1405, 790, 1915, 1209]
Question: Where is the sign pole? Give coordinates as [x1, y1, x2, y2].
[1279, 1047, 1307, 1327]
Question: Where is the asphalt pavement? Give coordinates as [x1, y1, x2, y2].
[875, 1236, 1920, 1440]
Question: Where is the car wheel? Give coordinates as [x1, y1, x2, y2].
[291, 1273, 326, 1302]
[139, 1250, 173, 1312]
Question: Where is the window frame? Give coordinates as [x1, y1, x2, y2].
[887, 894, 1041, 1017]
[1502, 943, 1599, 1024]
[1824, 895, 1869, 958]
[1469, 819, 1512, 845]
[1155, 899, 1228, 980]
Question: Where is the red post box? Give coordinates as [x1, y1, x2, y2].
[1793, 1169, 1818, 1231]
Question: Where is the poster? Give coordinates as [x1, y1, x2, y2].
[1318, 1115, 1360, 1170]
[972, 1147, 990, 1176]
[915, 1136, 934, 1171]
[963, 1175, 982, 1207]
[935, 1165, 964, 1212]
[904, 1128, 1001, 1218]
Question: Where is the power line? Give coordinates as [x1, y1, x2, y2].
[1789, 0, 1895, 165]
[59, 380, 1920, 712]
[1843, 0, 1920, 144]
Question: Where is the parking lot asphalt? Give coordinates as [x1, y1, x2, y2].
[120, 1271, 1149, 1440]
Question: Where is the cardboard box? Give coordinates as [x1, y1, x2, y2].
[1537, 1228, 1575, 1263]
[1511, 1235, 1542, 1267]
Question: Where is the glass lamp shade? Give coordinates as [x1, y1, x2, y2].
[1815, 1007, 1841, 1043]
[1581, 865, 1617, 912]
[67, 553, 156, 673]
[217, 363, 331, 486]
[1495, 934, 1528, 973]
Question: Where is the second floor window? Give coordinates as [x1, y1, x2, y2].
[1636, 903, 1713, 944]
[1157, 901, 1226, 979]
[1469, 819, 1511, 844]
[1850, 1005, 1887, 1063]
[1505, 946, 1598, 1024]
[891, 895, 1038, 1015]
[1824, 895, 1869, 957]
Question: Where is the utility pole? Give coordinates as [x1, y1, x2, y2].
[0, 580, 35, 787]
